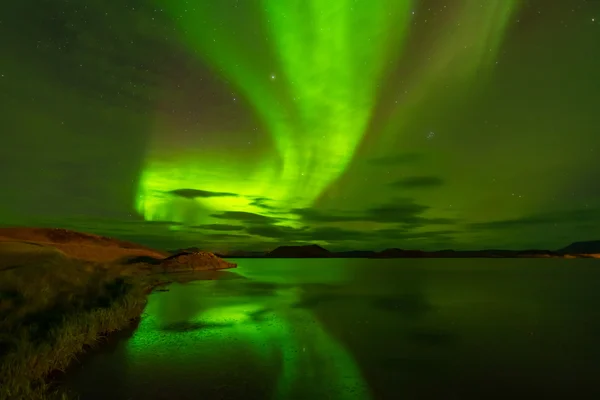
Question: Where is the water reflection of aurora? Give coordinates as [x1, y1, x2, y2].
[126, 281, 370, 399]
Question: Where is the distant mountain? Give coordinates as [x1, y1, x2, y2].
[557, 241, 600, 255]
[200, 242, 600, 259]
[373, 248, 560, 258]
[267, 244, 331, 258]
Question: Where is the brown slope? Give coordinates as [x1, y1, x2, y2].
[0, 227, 168, 263]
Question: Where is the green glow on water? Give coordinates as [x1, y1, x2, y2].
[126, 283, 370, 399]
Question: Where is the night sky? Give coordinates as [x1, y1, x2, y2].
[1, 0, 599, 252]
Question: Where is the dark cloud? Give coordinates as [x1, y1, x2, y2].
[469, 208, 600, 230]
[389, 176, 444, 189]
[373, 228, 457, 240]
[245, 224, 309, 239]
[245, 222, 456, 244]
[168, 188, 239, 199]
[210, 211, 280, 224]
[294, 200, 454, 226]
[292, 207, 362, 223]
[191, 224, 245, 231]
[366, 202, 431, 223]
[367, 202, 456, 226]
[246, 224, 364, 242]
[202, 233, 251, 240]
[368, 152, 424, 166]
[138, 220, 184, 227]
[248, 196, 276, 210]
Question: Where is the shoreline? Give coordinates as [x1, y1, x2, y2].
[0, 263, 235, 400]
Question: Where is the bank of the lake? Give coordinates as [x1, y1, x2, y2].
[0, 241, 235, 400]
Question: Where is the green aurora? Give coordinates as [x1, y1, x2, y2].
[1, 0, 599, 251]
[137, 0, 519, 225]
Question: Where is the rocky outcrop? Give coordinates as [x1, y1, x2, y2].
[160, 251, 237, 271]
[168, 247, 201, 254]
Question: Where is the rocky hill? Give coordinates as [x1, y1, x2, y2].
[0, 227, 167, 263]
[557, 241, 600, 255]
[0, 227, 237, 270]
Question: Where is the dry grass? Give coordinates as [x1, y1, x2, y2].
[0, 227, 235, 399]
[0, 227, 168, 263]
[0, 243, 155, 400]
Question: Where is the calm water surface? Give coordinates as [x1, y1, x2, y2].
[61, 259, 600, 399]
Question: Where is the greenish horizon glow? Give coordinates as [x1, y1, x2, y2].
[137, 0, 414, 224]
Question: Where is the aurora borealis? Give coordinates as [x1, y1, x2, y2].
[1, 0, 599, 251]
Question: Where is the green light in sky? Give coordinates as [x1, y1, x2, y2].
[376, 0, 521, 152]
[137, 0, 413, 224]
[136, 0, 521, 226]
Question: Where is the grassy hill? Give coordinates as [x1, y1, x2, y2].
[0, 228, 233, 399]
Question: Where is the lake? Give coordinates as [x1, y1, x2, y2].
[60, 258, 600, 399]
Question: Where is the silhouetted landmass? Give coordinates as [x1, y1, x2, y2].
[216, 243, 600, 259]
[0, 227, 160, 252]
[557, 240, 600, 255]
[161, 251, 236, 271]
[168, 246, 202, 254]
[0, 227, 168, 263]
[373, 248, 561, 258]
[213, 250, 267, 258]
[267, 244, 331, 258]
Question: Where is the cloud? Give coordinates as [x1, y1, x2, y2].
[366, 202, 431, 223]
[168, 188, 239, 199]
[292, 207, 362, 223]
[373, 228, 457, 240]
[245, 224, 308, 239]
[245, 222, 456, 244]
[389, 176, 444, 189]
[245, 224, 366, 242]
[248, 196, 276, 210]
[138, 220, 184, 227]
[469, 208, 600, 230]
[210, 211, 280, 224]
[293, 200, 455, 226]
[202, 233, 251, 241]
[368, 152, 424, 166]
[191, 224, 245, 231]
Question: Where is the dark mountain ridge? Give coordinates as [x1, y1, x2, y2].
[209, 241, 600, 259]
